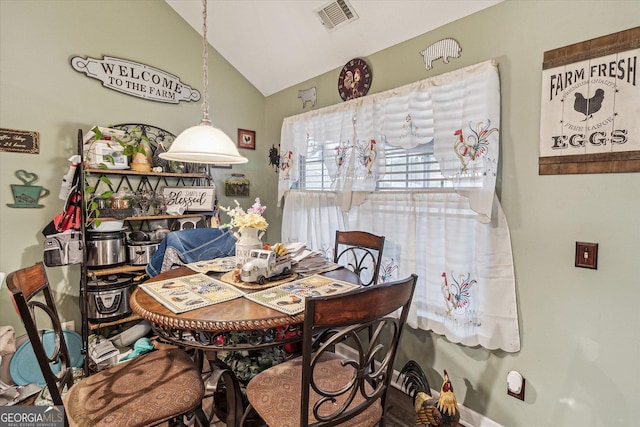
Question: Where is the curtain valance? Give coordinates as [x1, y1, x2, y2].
[279, 60, 500, 221]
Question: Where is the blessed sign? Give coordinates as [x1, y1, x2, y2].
[161, 186, 216, 212]
[0, 128, 39, 154]
[539, 27, 640, 174]
[71, 56, 200, 104]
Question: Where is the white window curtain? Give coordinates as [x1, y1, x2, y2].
[279, 60, 500, 222]
[282, 190, 519, 352]
[279, 60, 520, 352]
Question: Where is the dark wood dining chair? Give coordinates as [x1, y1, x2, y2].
[242, 274, 418, 426]
[6, 262, 206, 427]
[334, 230, 385, 286]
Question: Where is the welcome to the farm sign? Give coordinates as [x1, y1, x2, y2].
[539, 27, 640, 174]
[71, 56, 200, 104]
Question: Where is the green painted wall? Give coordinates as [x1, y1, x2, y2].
[0, 0, 268, 334]
[265, 1, 640, 426]
[2, 0, 639, 425]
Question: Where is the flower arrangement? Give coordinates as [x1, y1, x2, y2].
[220, 197, 268, 232]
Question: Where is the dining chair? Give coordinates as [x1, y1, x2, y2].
[6, 262, 206, 427]
[334, 230, 385, 286]
[242, 274, 418, 427]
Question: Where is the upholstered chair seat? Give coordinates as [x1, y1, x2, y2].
[63, 347, 204, 426]
[246, 353, 382, 427]
[6, 262, 206, 427]
[243, 274, 418, 427]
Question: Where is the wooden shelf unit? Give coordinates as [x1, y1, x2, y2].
[78, 126, 216, 372]
[88, 314, 141, 331]
[87, 264, 147, 277]
[90, 213, 204, 222]
[84, 168, 207, 179]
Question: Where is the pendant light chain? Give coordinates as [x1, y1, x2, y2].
[158, 0, 247, 164]
[201, 0, 210, 122]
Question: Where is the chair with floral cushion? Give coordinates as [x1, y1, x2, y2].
[242, 274, 417, 426]
[6, 262, 206, 426]
[334, 230, 385, 286]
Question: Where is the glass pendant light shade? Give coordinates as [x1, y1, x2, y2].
[160, 119, 248, 164]
[160, 0, 248, 165]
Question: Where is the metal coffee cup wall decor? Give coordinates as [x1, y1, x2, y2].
[7, 170, 49, 208]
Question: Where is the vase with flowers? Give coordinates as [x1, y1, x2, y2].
[220, 198, 268, 266]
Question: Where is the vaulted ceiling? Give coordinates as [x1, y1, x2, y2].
[165, 0, 502, 97]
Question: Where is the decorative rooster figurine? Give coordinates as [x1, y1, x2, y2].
[400, 360, 462, 427]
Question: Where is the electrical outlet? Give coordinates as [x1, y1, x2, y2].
[62, 321, 75, 331]
[575, 242, 598, 269]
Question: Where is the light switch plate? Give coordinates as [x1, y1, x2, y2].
[575, 242, 598, 269]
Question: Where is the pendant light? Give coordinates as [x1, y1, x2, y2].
[160, 0, 248, 165]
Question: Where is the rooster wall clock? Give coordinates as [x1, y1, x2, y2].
[338, 58, 372, 101]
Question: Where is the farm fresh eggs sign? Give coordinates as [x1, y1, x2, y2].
[540, 48, 638, 156]
[538, 27, 640, 174]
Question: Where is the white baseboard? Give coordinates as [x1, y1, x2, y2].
[335, 344, 502, 427]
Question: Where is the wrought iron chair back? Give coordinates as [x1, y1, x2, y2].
[244, 274, 417, 426]
[7, 262, 206, 427]
[334, 230, 385, 286]
[6, 262, 73, 405]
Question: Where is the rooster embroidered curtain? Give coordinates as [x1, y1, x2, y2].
[279, 60, 500, 221]
[279, 60, 520, 352]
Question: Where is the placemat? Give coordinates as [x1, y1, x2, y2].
[138, 273, 244, 314]
[220, 271, 298, 290]
[244, 275, 359, 315]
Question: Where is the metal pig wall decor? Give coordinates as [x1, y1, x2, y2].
[420, 38, 462, 70]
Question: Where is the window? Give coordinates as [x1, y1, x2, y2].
[375, 141, 452, 190]
[280, 61, 520, 352]
[295, 139, 452, 191]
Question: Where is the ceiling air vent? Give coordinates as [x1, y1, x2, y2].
[315, 0, 359, 31]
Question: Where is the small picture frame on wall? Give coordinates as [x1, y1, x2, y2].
[225, 174, 250, 197]
[238, 129, 256, 150]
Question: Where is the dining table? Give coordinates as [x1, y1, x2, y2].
[129, 265, 360, 427]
